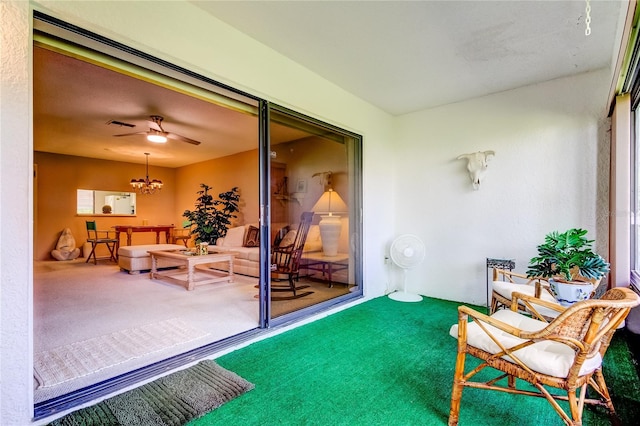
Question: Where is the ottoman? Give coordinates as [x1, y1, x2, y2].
[118, 244, 186, 274]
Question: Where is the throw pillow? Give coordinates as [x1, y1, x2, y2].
[244, 225, 260, 247]
[279, 230, 297, 248]
[222, 226, 246, 247]
[303, 225, 322, 252]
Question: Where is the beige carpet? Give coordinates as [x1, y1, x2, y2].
[34, 259, 260, 403]
[34, 318, 210, 389]
[33, 259, 351, 403]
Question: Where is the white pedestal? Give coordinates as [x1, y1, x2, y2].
[318, 214, 341, 257]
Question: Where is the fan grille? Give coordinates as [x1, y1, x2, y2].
[390, 234, 425, 269]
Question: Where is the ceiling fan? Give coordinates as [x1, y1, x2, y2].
[113, 115, 201, 145]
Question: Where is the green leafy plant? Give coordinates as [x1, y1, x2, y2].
[526, 228, 610, 282]
[182, 184, 240, 244]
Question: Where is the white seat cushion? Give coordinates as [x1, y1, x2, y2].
[212, 246, 259, 261]
[492, 280, 559, 318]
[449, 309, 601, 378]
[118, 244, 186, 258]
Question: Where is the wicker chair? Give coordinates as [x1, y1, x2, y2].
[490, 268, 555, 314]
[448, 287, 640, 426]
[491, 268, 600, 319]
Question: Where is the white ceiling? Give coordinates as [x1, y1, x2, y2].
[34, 1, 628, 167]
[196, 0, 626, 115]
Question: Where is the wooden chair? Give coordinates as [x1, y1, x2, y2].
[85, 220, 118, 264]
[448, 287, 640, 426]
[270, 211, 314, 300]
[172, 220, 192, 247]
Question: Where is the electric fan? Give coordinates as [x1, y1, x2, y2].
[388, 234, 426, 302]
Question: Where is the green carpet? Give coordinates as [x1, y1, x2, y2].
[191, 296, 640, 425]
[49, 360, 254, 425]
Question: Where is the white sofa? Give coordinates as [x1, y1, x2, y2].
[118, 243, 186, 274]
[209, 223, 322, 277]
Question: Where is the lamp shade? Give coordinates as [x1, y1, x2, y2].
[312, 189, 347, 256]
[311, 189, 348, 216]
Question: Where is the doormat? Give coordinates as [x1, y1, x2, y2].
[34, 318, 210, 388]
[48, 359, 254, 425]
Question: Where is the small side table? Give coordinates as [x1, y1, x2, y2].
[301, 252, 349, 287]
[486, 258, 515, 308]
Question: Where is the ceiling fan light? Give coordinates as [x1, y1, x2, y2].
[147, 133, 167, 143]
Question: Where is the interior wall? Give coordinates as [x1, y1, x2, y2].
[175, 149, 259, 227]
[33, 152, 177, 260]
[393, 69, 612, 305]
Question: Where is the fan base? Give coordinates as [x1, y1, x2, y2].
[388, 291, 423, 303]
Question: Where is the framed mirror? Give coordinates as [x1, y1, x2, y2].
[77, 189, 136, 215]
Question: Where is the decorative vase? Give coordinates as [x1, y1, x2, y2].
[197, 242, 209, 256]
[549, 278, 594, 307]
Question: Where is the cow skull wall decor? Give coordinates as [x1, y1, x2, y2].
[457, 150, 495, 190]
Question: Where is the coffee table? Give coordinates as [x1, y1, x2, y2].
[301, 252, 349, 287]
[148, 250, 237, 291]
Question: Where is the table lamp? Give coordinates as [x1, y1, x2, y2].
[312, 189, 348, 256]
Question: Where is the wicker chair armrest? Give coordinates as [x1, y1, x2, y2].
[493, 268, 547, 287]
[458, 305, 526, 338]
[458, 304, 587, 358]
[511, 291, 564, 322]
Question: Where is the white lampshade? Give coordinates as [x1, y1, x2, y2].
[311, 189, 348, 216]
[312, 190, 348, 256]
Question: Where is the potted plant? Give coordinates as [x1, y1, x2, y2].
[182, 184, 240, 245]
[526, 228, 610, 306]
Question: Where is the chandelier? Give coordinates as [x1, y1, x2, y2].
[130, 153, 163, 195]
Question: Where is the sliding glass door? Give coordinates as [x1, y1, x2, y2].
[262, 105, 363, 325]
[32, 11, 362, 418]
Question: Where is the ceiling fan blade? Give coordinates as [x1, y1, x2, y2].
[166, 132, 201, 145]
[113, 131, 147, 137]
[147, 120, 163, 132]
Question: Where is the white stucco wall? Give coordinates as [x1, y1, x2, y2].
[1, 0, 35, 423]
[393, 69, 611, 305]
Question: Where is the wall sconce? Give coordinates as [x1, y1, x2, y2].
[312, 189, 348, 256]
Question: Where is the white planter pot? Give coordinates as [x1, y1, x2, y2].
[549, 278, 594, 307]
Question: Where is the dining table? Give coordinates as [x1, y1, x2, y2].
[112, 224, 174, 247]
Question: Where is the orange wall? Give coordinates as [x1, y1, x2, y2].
[34, 141, 346, 259]
[34, 151, 259, 260]
[34, 152, 178, 260]
[175, 149, 259, 226]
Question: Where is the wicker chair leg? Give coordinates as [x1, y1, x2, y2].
[589, 369, 615, 414]
[567, 388, 583, 426]
[448, 351, 466, 425]
[534, 383, 575, 425]
[490, 294, 498, 314]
